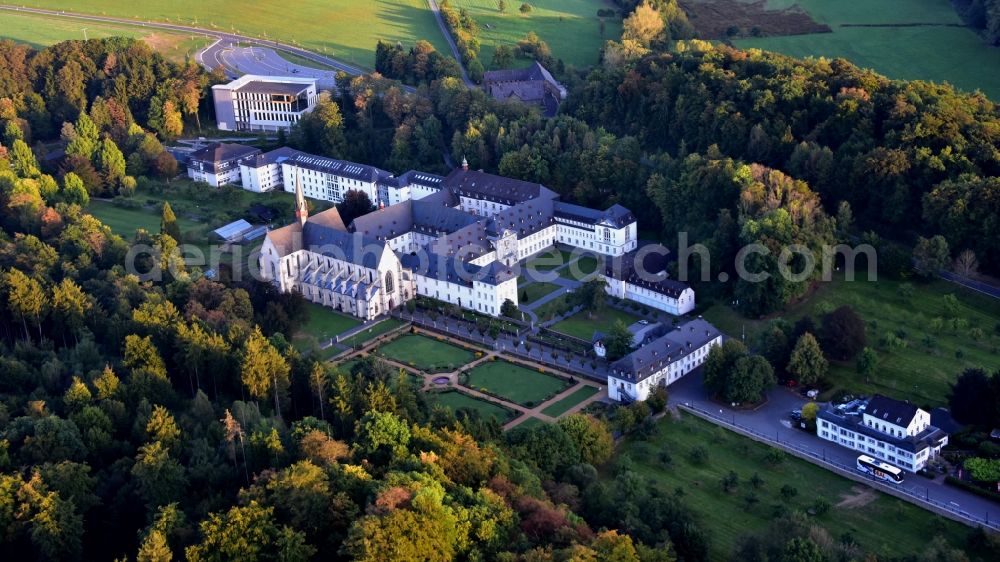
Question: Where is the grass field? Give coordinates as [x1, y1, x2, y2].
[540, 384, 599, 417]
[702, 274, 1000, 406]
[292, 302, 361, 350]
[429, 389, 517, 422]
[524, 248, 575, 272]
[87, 200, 202, 239]
[0, 10, 211, 63]
[516, 417, 546, 429]
[339, 318, 406, 348]
[550, 306, 643, 340]
[615, 413, 972, 560]
[20, 0, 450, 70]
[450, 0, 620, 68]
[378, 334, 476, 372]
[732, 0, 1000, 100]
[464, 360, 571, 406]
[519, 281, 562, 303]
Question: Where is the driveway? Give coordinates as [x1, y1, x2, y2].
[668, 370, 1000, 528]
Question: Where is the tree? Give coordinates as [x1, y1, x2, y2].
[61, 172, 89, 206]
[780, 537, 824, 562]
[948, 368, 997, 427]
[703, 339, 747, 397]
[913, 235, 950, 278]
[604, 319, 633, 360]
[491, 44, 513, 69]
[786, 333, 827, 386]
[131, 441, 186, 513]
[498, 0, 507, 12]
[96, 137, 126, 188]
[726, 355, 776, 403]
[9, 139, 40, 177]
[856, 347, 878, 382]
[574, 277, 607, 318]
[500, 298, 518, 318]
[820, 305, 867, 360]
[354, 411, 410, 463]
[160, 202, 181, 242]
[336, 189, 375, 225]
[3, 267, 47, 340]
[801, 402, 819, 428]
[622, 1, 664, 46]
[241, 328, 291, 417]
[161, 100, 184, 139]
[955, 249, 979, 277]
[558, 414, 614, 466]
[520, 2, 532, 14]
[146, 405, 181, 448]
[51, 278, 91, 345]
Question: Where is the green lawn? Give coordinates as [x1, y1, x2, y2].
[558, 255, 600, 280]
[515, 417, 547, 430]
[541, 384, 599, 417]
[732, 0, 1000, 100]
[464, 360, 571, 406]
[87, 199, 200, 238]
[339, 318, 406, 348]
[450, 0, 621, 68]
[615, 413, 973, 560]
[550, 306, 643, 340]
[334, 359, 360, 374]
[22, 0, 449, 70]
[0, 10, 212, 63]
[703, 274, 1000, 406]
[532, 293, 575, 322]
[519, 281, 562, 303]
[523, 247, 574, 272]
[292, 303, 362, 351]
[378, 334, 476, 372]
[429, 389, 517, 422]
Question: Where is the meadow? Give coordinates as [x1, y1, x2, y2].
[0, 10, 210, 63]
[15, 0, 450, 70]
[702, 274, 1000, 406]
[615, 413, 975, 560]
[731, 0, 1000, 100]
[449, 0, 621, 68]
[540, 384, 598, 417]
[464, 360, 571, 406]
[291, 302, 361, 351]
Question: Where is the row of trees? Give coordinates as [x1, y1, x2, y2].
[438, 0, 486, 82]
[374, 40, 462, 85]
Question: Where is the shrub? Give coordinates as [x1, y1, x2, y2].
[688, 445, 709, 465]
[780, 484, 798, 500]
[812, 498, 831, 516]
[765, 448, 785, 465]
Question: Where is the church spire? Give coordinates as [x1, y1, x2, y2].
[461, 155, 468, 171]
[294, 166, 308, 226]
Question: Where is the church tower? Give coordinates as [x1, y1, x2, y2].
[294, 167, 308, 226]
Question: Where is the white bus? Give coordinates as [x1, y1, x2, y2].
[856, 455, 904, 484]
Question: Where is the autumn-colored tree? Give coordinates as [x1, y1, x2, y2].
[3, 267, 47, 340]
[241, 327, 291, 417]
[786, 333, 828, 386]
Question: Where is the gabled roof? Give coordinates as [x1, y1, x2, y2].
[243, 146, 306, 169]
[443, 169, 558, 205]
[604, 249, 690, 298]
[866, 395, 920, 427]
[400, 252, 516, 287]
[189, 142, 261, 165]
[610, 318, 721, 383]
[483, 61, 564, 92]
[553, 201, 634, 228]
[302, 222, 385, 269]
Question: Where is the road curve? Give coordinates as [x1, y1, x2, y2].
[0, 4, 416, 93]
[425, 0, 475, 87]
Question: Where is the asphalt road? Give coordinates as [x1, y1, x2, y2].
[208, 43, 338, 90]
[668, 369, 1000, 528]
[0, 4, 415, 93]
[425, 0, 474, 87]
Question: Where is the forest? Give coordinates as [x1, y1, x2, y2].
[1, 3, 1000, 558]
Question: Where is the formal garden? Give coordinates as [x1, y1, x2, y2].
[427, 389, 518, 424]
[376, 333, 477, 373]
[461, 360, 572, 407]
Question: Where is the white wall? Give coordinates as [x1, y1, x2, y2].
[608, 335, 720, 402]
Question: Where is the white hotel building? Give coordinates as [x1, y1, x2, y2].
[212, 75, 318, 133]
[817, 395, 949, 472]
[606, 318, 722, 402]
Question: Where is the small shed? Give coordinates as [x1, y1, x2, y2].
[213, 219, 254, 242]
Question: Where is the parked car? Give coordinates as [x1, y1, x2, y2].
[790, 410, 802, 421]
[806, 389, 819, 399]
[638, 319, 649, 325]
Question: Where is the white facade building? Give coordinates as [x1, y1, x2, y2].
[603, 251, 696, 316]
[817, 395, 949, 472]
[261, 155, 696, 321]
[186, 143, 261, 187]
[212, 75, 318, 132]
[607, 318, 722, 402]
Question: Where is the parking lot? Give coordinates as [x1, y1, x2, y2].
[203, 42, 338, 90]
